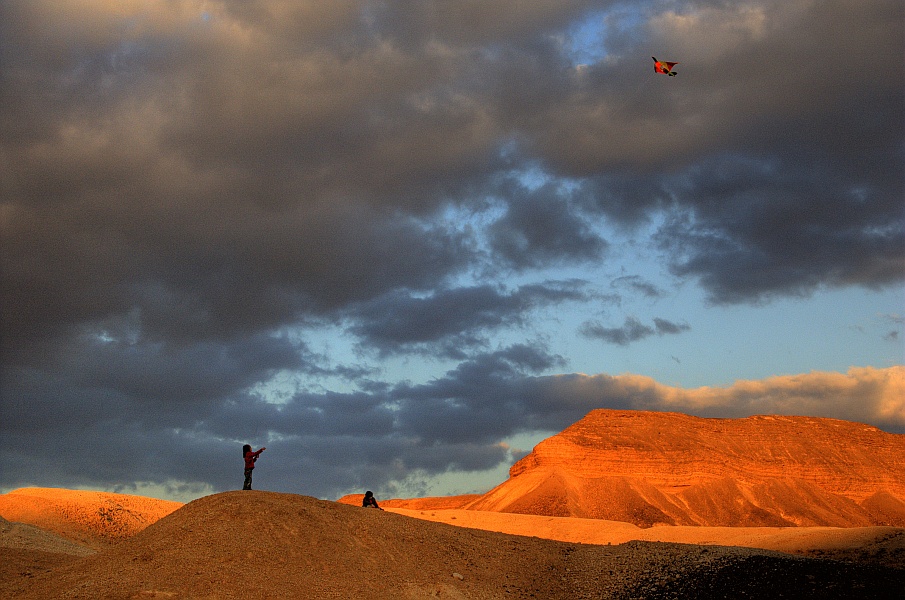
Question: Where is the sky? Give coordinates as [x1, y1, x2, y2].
[1, 0, 903, 504]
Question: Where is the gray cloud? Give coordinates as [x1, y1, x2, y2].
[879, 313, 904, 344]
[487, 180, 609, 271]
[579, 316, 690, 345]
[652, 317, 690, 335]
[611, 275, 665, 299]
[580, 316, 654, 345]
[654, 155, 904, 303]
[347, 281, 589, 357]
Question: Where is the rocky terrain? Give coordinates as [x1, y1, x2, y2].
[459, 411, 905, 527]
[3, 490, 904, 599]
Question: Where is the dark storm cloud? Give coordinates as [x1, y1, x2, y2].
[487, 180, 608, 270]
[654, 156, 905, 303]
[347, 281, 589, 356]
[73, 334, 310, 403]
[1, 0, 902, 501]
[1, 191, 475, 363]
[0, 332, 315, 436]
[388, 343, 568, 445]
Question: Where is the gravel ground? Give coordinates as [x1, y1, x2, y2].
[561, 541, 904, 599]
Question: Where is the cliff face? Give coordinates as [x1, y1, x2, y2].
[465, 410, 905, 527]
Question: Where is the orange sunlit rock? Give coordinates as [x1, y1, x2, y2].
[460, 410, 905, 527]
[0, 487, 182, 548]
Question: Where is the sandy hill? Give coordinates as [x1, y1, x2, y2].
[4, 491, 903, 600]
[455, 410, 905, 528]
[0, 487, 182, 548]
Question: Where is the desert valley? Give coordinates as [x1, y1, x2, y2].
[2, 410, 904, 599]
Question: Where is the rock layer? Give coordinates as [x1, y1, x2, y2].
[465, 410, 905, 527]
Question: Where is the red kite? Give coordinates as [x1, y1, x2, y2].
[652, 57, 678, 76]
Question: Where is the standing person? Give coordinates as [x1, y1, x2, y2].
[242, 444, 266, 490]
[362, 490, 383, 509]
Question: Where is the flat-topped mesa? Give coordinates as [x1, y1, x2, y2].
[469, 410, 905, 527]
[510, 411, 905, 497]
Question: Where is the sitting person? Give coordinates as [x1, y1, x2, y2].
[362, 490, 383, 510]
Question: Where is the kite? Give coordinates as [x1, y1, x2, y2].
[652, 57, 678, 76]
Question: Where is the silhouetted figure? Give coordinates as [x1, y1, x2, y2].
[242, 444, 266, 490]
[362, 490, 383, 509]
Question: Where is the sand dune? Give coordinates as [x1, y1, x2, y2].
[3, 490, 904, 599]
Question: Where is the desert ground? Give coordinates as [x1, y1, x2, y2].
[2, 488, 904, 599]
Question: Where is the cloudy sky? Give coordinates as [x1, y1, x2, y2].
[1, 0, 903, 503]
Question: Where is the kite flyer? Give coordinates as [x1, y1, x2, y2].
[242, 444, 266, 490]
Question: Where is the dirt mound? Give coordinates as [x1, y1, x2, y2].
[0, 513, 93, 557]
[9, 491, 569, 599]
[4, 491, 903, 599]
[0, 488, 182, 548]
[465, 411, 905, 527]
[1, 514, 95, 595]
